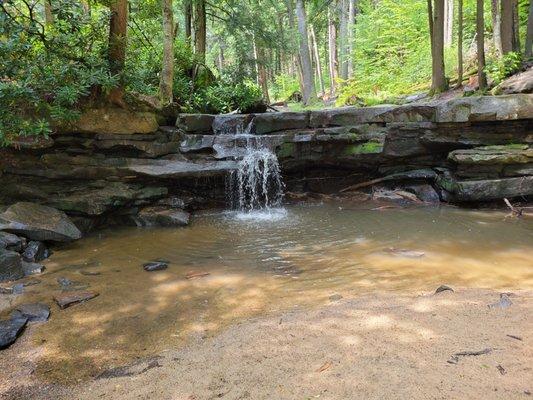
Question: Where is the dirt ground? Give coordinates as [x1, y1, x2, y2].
[1, 288, 532, 400]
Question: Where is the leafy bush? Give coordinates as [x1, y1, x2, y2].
[271, 74, 301, 102]
[485, 52, 522, 84]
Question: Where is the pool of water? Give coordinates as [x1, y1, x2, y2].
[2, 202, 532, 382]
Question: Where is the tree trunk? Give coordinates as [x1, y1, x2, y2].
[328, 4, 338, 96]
[184, 0, 192, 47]
[295, 0, 316, 105]
[491, 0, 503, 55]
[500, 0, 518, 54]
[310, 24, 325, 97]
[444, 0, 453, 47]
[512, 0, 520, 51]
[44, 0, 53, 26]
[347, 0, 356, 77]
[257, 48, 270, 104]
[338, 0, 349, 81]
[457, 0, 463, 87]
[160, 0, 174, 104]
[194, 0, 206, 64]
[108, 0, 128, 106]
[477, 0, 488, 90]
[526, 0, 533, 57]
[431, 0, 447, 93]
[428, 0, 434, 60]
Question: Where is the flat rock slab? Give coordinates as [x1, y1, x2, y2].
[0, 315, 27, 349]
[54, 291, 99, 309]
[72, 108, 159, 135]
[448, 145, 532, 165]
[136, 207, 190, 227]
[143, 262, 168, 272]
[11, 303, 50, 323]
[0, 232, 24, 252]
[127, 160, 238, 178]
[21, 261, 45, 276]
[0, 202, 82, 242]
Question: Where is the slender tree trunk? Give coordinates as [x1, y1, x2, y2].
[428, 0, 434, 60]
[295, 0, 316, 105]
[257, 48, 270, 104]
[431, 0, 447, 93]
[347, 0, 356, 77]
[491, 0, 503, 55]
[310, 24, 325, 96]
[457, 0, 463, 87]
[338, 0, 349, 81]
[512, 0, 520, 51]
[526, 0, 533, 57]
[501, 0, 518, 54]
[184, 0, 192, 47]
[444, 0, 453, 47]
[44, 0, 53, 26]
[160, 0, 174, 104]
[108, 0, 128, 106]
[328, 4, 338, 96]
[194, 0, 206, 64]
[477, 0, 488, 90]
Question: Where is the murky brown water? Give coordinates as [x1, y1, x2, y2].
[1, 202, 532, 383]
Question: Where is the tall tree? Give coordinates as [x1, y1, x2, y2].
[444, 0, 453, 47]
[500, 0, 519, 54]
[338, 0, 348, 80]
[429, 0, 447, 93]
[184, 0, 192, 47]
[295, 0, 316, 105]
[310, 24, 325, 96]
[526, 0, 533, 57]
[457, 0, 463, 87]
[491, 0, 503, 55]
[327, 3, 338, 96]
[347, 0, 357, 77]
[108, 0, 128, 106]
[160, 0, 174, 104]
[194, 0, 206, 64]
[477, 0, 488, 90]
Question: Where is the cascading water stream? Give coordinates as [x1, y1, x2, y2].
[219, 116, 286, 217]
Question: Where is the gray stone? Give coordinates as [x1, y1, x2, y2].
[54, 291, 99, 309]
[451, 176, 533, 201]
[250, 112, 310, 134]
[179, 135, 215, 152]
[0, 202, 82, 242]
[212, 114, 254, 135]
[22, 261, 45, 276]
[22, 241, 49, 262]
[176, 113, 215, 133]
[0, 250, 23, 282]
[135, 207, 190, 227]
[143, 261, 168, 272]
[404, 184, 441, 203]
[492, 67, 533, 95]
[11, 303, 50, 323]
[448, 145, 532, 165]
[0, 315, 27, 349]
[127, 160, 237, 178]
[0, 232, 24, 252]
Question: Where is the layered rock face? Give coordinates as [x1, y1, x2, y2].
[0, 95, 532, 231]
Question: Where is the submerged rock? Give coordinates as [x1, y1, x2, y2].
[0, 202, 82, 242]
[143, 261, 168, 272]
[135, 207, 190, 227]
[0, 232, 25, 252]
[0, 315, 27, 349]
[21, 261, 45, 276]
[0, 249, 24, 282]
[488, 293, 513, 309]
[11, 303, 50, 323]
[54, 291, 99, 309]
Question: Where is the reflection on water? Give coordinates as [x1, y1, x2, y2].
[1, 203, 532, 383]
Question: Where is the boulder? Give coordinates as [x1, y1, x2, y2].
[451, 176, 533, 201]
[404, 184, 441, 203]
[143, 261, 168, 272]
[436, 94, 533, 123]
[492, 68, 533, 95]
[126, 160, 238, 179]
[0, 250, 24, 282]
[22, 241, 49, 262]
[0, 315, 27, 349]
[0, 232, 25, 252]
[72, 108, 159, 135]
[0, 202, 82, 242]
[11, 303, 50, 323]
[176, 114, 215, 133]
[135, 207, 190, 227]
[448, 145, 533, 165]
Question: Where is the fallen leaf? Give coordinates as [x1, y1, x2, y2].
[316, 361, 332, 373]
[185, 271, 210, 280]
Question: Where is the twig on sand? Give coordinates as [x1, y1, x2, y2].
[447, 348, 492, 364]
[316, 361, 332, 372]
[506, 334, 523, 341]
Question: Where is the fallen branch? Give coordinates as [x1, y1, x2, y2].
[504, 198, 523, 217]
[447, 348, 492, 364]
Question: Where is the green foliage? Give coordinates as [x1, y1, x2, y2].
[485, 52, 522, 84]
[271, 74, 301, 102]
